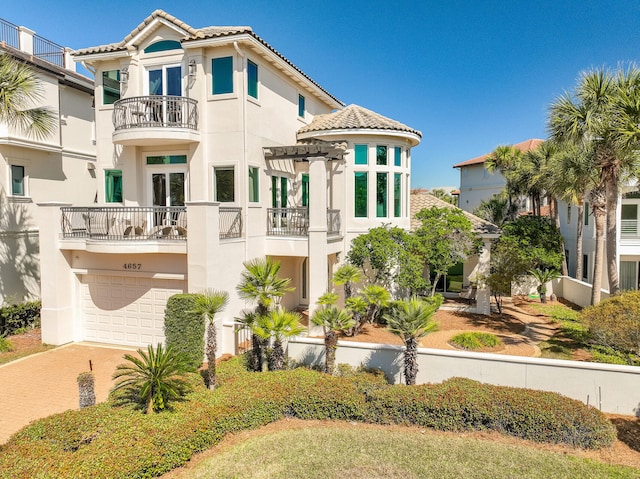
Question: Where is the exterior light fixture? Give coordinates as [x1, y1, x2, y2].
[188, 59, 197, 77]
[119, 66, 129, 85]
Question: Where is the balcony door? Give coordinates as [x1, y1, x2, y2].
[147, 65, 182, 96]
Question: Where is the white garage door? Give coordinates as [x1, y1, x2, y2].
[81, 274, 186, 347]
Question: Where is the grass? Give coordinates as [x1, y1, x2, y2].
[450, 331, 502, 350]
[164, 424, 638, 479]
[0, 334, 14, 352]
[0, 339, 54, 366]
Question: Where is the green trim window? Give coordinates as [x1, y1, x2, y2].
[394, 147, 402, 167]
[377, 172, 387, 217]
[10, 165, 25, 196]
[247, 60, 258, 99]
[215, 167, 235, 202]
[355, 144, 368, 165]
[584, 203, 589, 226]
[102, 70, 120, 105]
[143, 40, 182, 53]
[376, 145, 387, 166]
[394, 173, 401, 217]
[272, 176, 278, 207]
[105, 169, 123, 203]
[354, 172, 368, 218]
[146, 155, 187, 165]
[301, 174, 309, 207]
[280, 177, 288, 207]
[298, 94, 305, 117]
[212, 56, 233, 94]
[248, 166, 259, 202]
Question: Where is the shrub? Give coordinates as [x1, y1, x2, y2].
[164, 294, 204, 370]
[450, 332, 502, 350]
[581, 290, 640, 359]
[0, 333, 14, 352]
[0, 300, 41, 336]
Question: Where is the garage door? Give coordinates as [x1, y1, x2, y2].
[81, 274, 186, 347]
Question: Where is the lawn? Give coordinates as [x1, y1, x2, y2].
[163, 421, 639, 479]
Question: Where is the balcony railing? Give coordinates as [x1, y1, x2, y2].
[621, 219, 639, 237]
[266, 208, 341, 237]
[0, 18, 66, 68]
[220, 207, 243, 239]
[113, 96, 198, 131]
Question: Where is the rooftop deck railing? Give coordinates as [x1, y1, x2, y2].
[0, 19, 19, 49]
[0, 18, 66, 68]
[113, 96, 198, 131]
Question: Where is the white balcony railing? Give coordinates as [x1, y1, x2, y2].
[621, 219, 639, 237]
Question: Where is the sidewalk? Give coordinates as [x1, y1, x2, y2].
[0, 343, 135, 444]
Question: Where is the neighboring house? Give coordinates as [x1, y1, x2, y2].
[453, 138, 543, 213]
[0, 19, 96, 304]
[39, 10, 420, 353]
[410, 192, 500, 315]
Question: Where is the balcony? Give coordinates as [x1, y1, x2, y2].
[621, 219, 639, 237]
[112, 96, 200, 146]
[266, 208, 341, 237]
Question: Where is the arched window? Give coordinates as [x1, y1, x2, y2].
[144, 40, 182, 54]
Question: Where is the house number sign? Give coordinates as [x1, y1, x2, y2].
[123, 263, 142, 270]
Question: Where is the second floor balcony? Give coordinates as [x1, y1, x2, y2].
[266, 208, 341, 237]
[112, 96, 200, 146]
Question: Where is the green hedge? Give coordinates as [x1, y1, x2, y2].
[0, 359, 616, 479]
[0, 300, 41, 336]
[164, 294, 204, 370]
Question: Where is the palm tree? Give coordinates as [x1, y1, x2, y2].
[331, 264, 363, 301]
[111, 344, 191, 414]
[529, 268, 561, 303]
[190, 289, 229, 390]
[344, 295, 367, 337]
[0, 53, 56, 139]
[253, 308, 304, 370]
[589, 184, 607, 304]
[235, 309, 262, 373]
[311, 306, 355, 374]
[317, 291, 338, 306]
[359, 284, 391, 334]
[473, 191, 517, 226]
[485, 145, 525, 214]
[384, 296, 442, 385]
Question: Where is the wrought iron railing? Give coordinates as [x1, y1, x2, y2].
[327, 209, 341, 236]
[0, 18, 19, 49]
[113, 96, 198, 131]
[61, 206, 187, 241]
[220, 207, 242, 239]
[267, 208, 309, 237]
[33, 33, 65, 68]
[621, 219, 639, 237]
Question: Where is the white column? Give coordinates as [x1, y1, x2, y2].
[476, 239, 492, 315]
[308, 157, 328, 317]
[186, 201, 220, 292]
[37, 202, 77, 345]
[18, 26, 35, 55]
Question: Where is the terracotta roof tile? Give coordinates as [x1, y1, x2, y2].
[453, 138, 545, 168]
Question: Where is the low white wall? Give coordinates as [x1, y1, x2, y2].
[288, 338, 640, 415]
[556, 276, 609, 308]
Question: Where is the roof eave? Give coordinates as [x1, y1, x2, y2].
[298, 128, 421, 146]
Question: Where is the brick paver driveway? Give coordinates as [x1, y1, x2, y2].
[0, 343, 135, 444]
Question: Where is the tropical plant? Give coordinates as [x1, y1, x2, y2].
[235, 309, 263, 372]
[311, 306, 355, 374]
[111, 344, 191, 414]
[0, 53, 56, 139]
[529, 268, 561, 303]
[450, 332, 502, 350]
[332, 264, 363, 300]
[360, 284, 391, 330]
[485, 145, 525, 214]
[430, 188, 457, 205]
[344, 295, 367, 336]
[473, 191, 517, 226]
[190, 289, 229, 389]
[317, 291, 339, 306]
[384, 295, 442, 385]
[253, 308, 304, 370]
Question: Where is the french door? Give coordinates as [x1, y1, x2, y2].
[149, 168, 186, 227]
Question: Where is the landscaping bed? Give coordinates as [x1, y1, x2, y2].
[0, 329, 53, 366]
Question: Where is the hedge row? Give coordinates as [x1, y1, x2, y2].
[0, 358, 616, 479]
[164, 294, 204, 370]
[0, 300, 40, 336]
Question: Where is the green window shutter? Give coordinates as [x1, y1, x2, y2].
[102, 70, 120, 105]
[272, 176, 278, 207]
[394, 147, 401, 166]
[355, 144, 368, 165]
[354, 172, 368, 217]
[247, 60, 258, 99]
[394, 173, 401, 217]
[377, 172, 387, 217]
[302, 174, 309, 207]
[298, 94, 305, 117]
[280, 177, 288, 207]
[376, 145, 387, 165]
[212, 57, 233, 94]
[248, 167, 259, 202]
[105, 169, 123, 203]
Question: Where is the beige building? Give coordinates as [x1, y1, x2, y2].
[0, 19, 96, 304]
[39, 10, 421, 353]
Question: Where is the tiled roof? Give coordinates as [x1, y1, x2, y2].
[297, 104, 421, 138]
[73, 10, 343, 107]
[410, 193, 500, 236]
[453, 138, 544, 168]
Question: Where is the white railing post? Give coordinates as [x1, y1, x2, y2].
[18, 26, 34, 55]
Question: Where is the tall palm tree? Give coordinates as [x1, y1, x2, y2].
[253, 308, 304, 370]
[384, 296, 442, 385]
[190, 289, 229, 390]
[485, 145, 525, 214]
[235, 309, 262, 373]
[473, 191, 517, 226]
[589, 184, 607, 304]
[332, 264, 363, 301]
[311, 306, 355, 374]
[548, 66, 640, 296]
[0, 53, 56, 139]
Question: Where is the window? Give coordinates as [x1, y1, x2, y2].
[214, 168, 235, 202]
[248, 166, 259, 202]
[146, 155, 187, 165]
[247, 60, 258, 99]
[102, 70, 120, 105]
[582, 255, 589, 281]
[212, 56, 233, 94]
[10, 165, 25, 196]
[148, 65, 182, 96]
[355, 144, 368, 165]
[376, 172, 387, 217]
[298, 94, 305, 117]
[376, 145, 387, 165]
[105, 169, 123, 203]
[394, 173, 401, 217]
[354, 172, 367, 217]
[622, 204, 638, 235]
[567, 205, 572, 224]
[144, 40, 182, 53]
[280, 177, 288, 207]
[584, 203, 589, 226]
[620, 261, 638, 291]
[271, 176, 288, 207]
[301, 174, 309, 207]
[394, 147, 401, 167]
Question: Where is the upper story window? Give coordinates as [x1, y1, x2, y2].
[215, 167, 235, 202]
[148, 65, 182, 96]
[354, 172, 367, 218]
[10, 165, 25, 196]
[298, 94, 305, 117]
[301, 174, 309, 207]
[212, 56, 233, 95]
[376, 145, 387, 165]
[394, 147, 402, 167]
[354, 144, 368, 165]
[102, 70, 121, 105]
[144, 40, 182, 54]
[105, 169, 123, 203]
[394, 173, 401, 217]
[247, 60, 258, 99]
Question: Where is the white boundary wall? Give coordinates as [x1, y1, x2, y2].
[288, 338, 640, 415]
[551, 276, 610, 308]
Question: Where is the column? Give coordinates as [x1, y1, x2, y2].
[186, 201, 220, 292]
[18, 26, 34, 55]
[307, 157, 328, 317]
[476, 239, 492, 315]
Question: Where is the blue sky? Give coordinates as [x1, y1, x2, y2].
[4, 1, 640, 189]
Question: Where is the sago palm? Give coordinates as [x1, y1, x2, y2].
[235, 309, 263, 373]
[311, 306, 355, 374]
[360, 284, 391, 331]
[332, 264, 363, 300]
[384, 296, 442, 385]
[190, 289, 229, 389]
[253, 308, 304, 370]
[111, 344, 191, 414]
